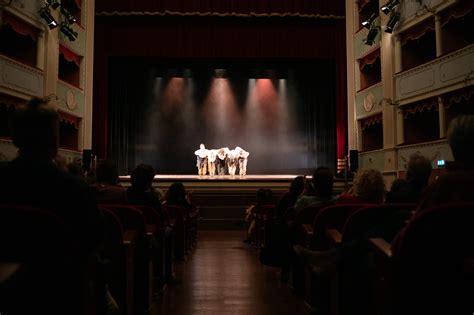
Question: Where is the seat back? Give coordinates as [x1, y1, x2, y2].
[100, 205, 149, 313]
[101, 208, 127, 312]
[311, 203, 369, 250]
[0, 204, 85, 315]
[341, 203, 416, 243]
[295, 204, 326, 226]
[393, 203, 474, 312]
[0, 205, 72, 261]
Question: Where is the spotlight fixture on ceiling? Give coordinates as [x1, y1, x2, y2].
[364, 27, 379, 46]
[44, 0, 60, 10]
[385, 13, 401, 33]
[60, 22, 78, 41]
[60, 6, 77, 24]
[362, 13, 377, 29]
[39, 7, 58, 29]
[381, 0, 400, 15]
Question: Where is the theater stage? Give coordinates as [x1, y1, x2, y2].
[119, 174, 349, 230]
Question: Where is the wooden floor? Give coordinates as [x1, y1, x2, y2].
[151, 230, 308, 315]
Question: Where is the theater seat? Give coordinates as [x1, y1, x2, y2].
[100, 205, 150, 314]
[387, 203, 474, 314]
[0, 205, 93, 315]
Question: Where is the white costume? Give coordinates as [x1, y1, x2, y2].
[235, 146, 250, 176]
[216, 147, 228, 175]
[207, 149, 218, 177]
[194, 144, 208, 176]
[226, 149, 238, 176]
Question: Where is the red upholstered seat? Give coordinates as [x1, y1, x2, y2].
[309, 203, 369, 250]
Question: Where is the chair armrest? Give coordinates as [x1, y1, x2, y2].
[326, 229, 342, 243]
[0, 263, 23, 284]
[123, 230, 139, 245]
[301, 224, 314, 236]
[369, 238, 392, 258]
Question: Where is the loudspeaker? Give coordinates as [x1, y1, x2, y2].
[349, 150, 359, 173]
[82, 149, 93, 172]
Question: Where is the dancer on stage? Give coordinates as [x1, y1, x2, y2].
[207, 149, 218, 177]
[226, 148, 239, 176]
[194, 144, 208, 176]
[235, 146, 250, 176]
[216, 147, 228, 176]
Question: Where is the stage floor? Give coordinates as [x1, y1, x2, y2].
[119, 174, 303, 182]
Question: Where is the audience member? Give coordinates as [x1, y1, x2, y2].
[244, 188, 273, 243]
[91, 160, 128, 204]
[388, 153, 432, 203]
[294, 167, 337, 214]
[126, 164, 179, 285]
[338, 168, 385, 204]
[163, 182, 193, 211]
[0, 97, 104, 314]
[0, 97, 103, 253]
[276, 176, 305, 219]
[126, 164, 161, 209]
[385, 178, 408, 203]
[446, 115, 474, 171]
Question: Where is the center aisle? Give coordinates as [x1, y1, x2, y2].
[151, 230, 308, 315]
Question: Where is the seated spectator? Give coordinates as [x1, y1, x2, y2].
[388, 153, 432, 203]
[0, 97, 104, 314]
[91, 160, 128, 204]
[0, 97, 102, 253]
[67, 161, 86, 180]
[127, 164, 179, 284]
[414, 115, 474, 213]
[385, 178, 408, 203]
[244, 188, 273, 244]
[446, 115, 474, 171]
[294, 167, 337, 214]
[276, 176, 305, 219]
[338, 168, 385, 204]
[163, 182, 193, 211]
[126, 164, 161, 209]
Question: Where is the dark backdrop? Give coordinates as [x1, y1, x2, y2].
[108, 58, 336, 175]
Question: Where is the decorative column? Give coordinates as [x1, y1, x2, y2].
[36, 31, 45, 70]
[394, 35, 402, 73]
[434, 14, 443, 57]
[438, 96, 446, 138]
[394, 35, 404, 145]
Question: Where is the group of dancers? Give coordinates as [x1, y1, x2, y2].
[194, 144, 250, 176]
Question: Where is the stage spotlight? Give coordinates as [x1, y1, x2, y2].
[362, 13, 377, 29]
[39, 7, 58, 29]
[385, 13, 401, 33]
[60, 22, 78, 41]
[364, 27, 379, 46]
[61, 7, 77, 24]
[44, 0, 60, 10]
[381, 0, 400, 15]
